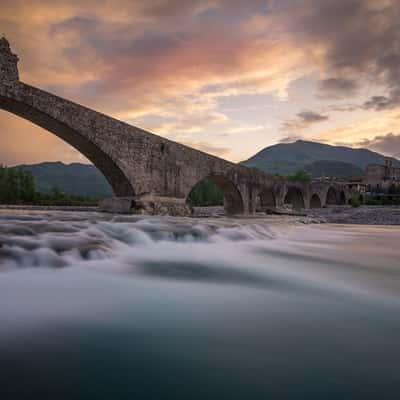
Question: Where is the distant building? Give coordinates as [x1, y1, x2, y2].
[343, 177, 366, 194]
[364, 157, 400, 192]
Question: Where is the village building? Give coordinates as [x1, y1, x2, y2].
[363, 158, 400, 193]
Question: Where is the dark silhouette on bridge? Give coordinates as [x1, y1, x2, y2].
[0, 37, 354, 215]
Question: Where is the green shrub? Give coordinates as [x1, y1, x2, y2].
[187, 178, 224, 207]
[350, 195, 361, 207]
[365, 197, 382, 206]
[287, 170, 312, 183]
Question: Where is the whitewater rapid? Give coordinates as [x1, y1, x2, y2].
[0, 210, 399, 399]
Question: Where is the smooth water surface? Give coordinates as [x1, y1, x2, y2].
[0, 210, 399, 399]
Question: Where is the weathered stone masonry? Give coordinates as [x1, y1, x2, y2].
[0, 37, 353, 215]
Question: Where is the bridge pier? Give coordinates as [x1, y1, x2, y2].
[99, 196, 192, 216]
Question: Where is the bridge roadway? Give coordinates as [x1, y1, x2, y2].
[0, 37, 354, 215]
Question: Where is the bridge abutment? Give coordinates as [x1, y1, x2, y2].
[100, 196, 192, 216]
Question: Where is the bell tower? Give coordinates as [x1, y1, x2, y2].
[0, 36, 19, 84]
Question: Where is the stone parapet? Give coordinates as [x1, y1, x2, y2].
[0, 37, 19, 84]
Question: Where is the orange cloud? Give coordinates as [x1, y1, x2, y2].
[313, 109, 400, 146]
[1, 0, 400, 166]
[0, 0, 311, 165]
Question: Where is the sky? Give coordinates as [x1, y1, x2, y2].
[0, 0, 400, 165]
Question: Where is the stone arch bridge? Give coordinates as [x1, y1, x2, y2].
[0, 38, 355, 215]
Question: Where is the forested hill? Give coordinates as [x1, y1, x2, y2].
[19, 162, 113, 198]
[242, 140, 400, 176]
[304, 160, 363, 178]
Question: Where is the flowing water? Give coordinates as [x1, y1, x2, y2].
[0, 210, 399, 399]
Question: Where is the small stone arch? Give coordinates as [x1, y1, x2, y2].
[326, 187, 338, 205]
[310, 193, 322, 208]
[284, 187, 305, 210]
[256, 187, 276, 212]
[339, 190, 346, 205]
[187, 175, 244, 215]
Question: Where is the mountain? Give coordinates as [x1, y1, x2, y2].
[19, 162, 113, 198]
[242, 140, 400, 176]
[304, 160, 363, 178]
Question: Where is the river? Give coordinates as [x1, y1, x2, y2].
[0, 210, 399, 399]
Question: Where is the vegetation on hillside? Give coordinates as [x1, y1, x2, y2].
[19, 162, 113, 197]
[0, 165, 99, 206]
[287, 170, 312, 182]
[274, 170, 312, 182]
[0, 165, 36, 203]
[304, 160, 363, 178]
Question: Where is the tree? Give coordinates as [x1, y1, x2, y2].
[287, 170, 312, 182]
[0, 166, 37, 204]
[0, 165, 99, 206]
[187, 178, 224, 207]
[388, 184, 400, 195]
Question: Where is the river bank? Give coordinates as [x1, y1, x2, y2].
[308, 205, 400, 225]
[193, 205, 400, 225]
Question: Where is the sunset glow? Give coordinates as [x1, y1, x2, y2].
[1, 0, 399, 165]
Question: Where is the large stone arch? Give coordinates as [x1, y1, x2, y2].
[310, 193, 322, 208]
[0, 37, 135, 196]
[0, 98, 135, 196]
[186, 174, 244, 215]
[284, 187, 305, 210]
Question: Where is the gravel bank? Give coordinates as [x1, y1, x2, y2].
[2, 204, 400, 225]
[308, 206, 400, 225]
[192, 205, 400, 225]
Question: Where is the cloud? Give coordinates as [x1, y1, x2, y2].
[297, 111, 329, 123]
[0, 0, 311, 164]
[313, 108, 400, 146]
[179, 140, 231, 158]
[277, 0, 400, 138]
[279, 135, 304, 144]
[318, 78, 359, 98]
[1, 0, 302, 111]
[278, 0, 400, 109]
[357, 133, 400, 158]
[1, 0, 400, 166]
[147, 112, 229, 135]
[362, 95, 400, 111]
[282, 110, 329, 132]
